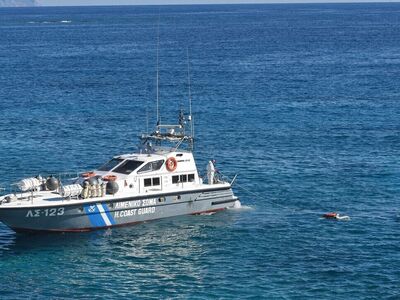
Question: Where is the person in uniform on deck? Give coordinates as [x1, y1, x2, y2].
[207, 159, 217, 184]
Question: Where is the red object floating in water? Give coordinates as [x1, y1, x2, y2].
[323, 212, 338, 219]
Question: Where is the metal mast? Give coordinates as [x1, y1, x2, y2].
[186, 47, 195, 147]
[156, 14, 160, 126]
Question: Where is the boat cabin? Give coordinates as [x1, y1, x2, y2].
[92, 149, 201, 196]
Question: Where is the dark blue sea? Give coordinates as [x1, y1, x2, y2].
[0, 3, 399, 299]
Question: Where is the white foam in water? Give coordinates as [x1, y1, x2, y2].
[234, 200, 242, 209]
[336, 215, 350, 221]
[199, 212, 216, 216]
[30, 20, 72, 25]
[228, 201, 253, 211]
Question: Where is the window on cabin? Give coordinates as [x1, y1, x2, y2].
[113, 160, 144, 175]
[153, 177, 160, 186]
[172, 175, 179, 184]
[138, 160, 165, 173]
[144, 177, 160, 187]
[172, 174, 193, 183]
[97, 158, 124, 171]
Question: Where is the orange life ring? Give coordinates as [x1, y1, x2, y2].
[103, 175, 117, 182]
[81, 171, 96, 178]
[166, 157, 177, 172]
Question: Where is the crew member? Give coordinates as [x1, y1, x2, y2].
[207, 159, 217, 184]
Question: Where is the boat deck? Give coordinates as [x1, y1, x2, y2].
[0, 182, 231, 209]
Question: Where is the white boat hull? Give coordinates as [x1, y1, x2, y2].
[0, 187, 238, 232]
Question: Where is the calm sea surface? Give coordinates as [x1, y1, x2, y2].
[0, 3, 399, 299]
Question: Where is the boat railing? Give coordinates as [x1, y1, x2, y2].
[0, 184, 20, 198]
[53, 171, 83, 186]
[140, 110, 195, 152]
[0, 171, 86, 199]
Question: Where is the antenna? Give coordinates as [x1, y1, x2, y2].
[146, 105, 149, 134]
[187, 47, 192, 118]
[156, 12, 160, 126]
[186, 47, 195, 142]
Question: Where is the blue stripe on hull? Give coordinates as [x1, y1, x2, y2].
[84, 204, 106, 227]
[102, 203, 115, 225]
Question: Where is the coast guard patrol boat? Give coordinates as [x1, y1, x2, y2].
[0, 111, 240, 232]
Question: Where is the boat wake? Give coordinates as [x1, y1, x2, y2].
[198, 212, 217, 216]
[228, 201, 253, 211]
[27, 20, 72, 24]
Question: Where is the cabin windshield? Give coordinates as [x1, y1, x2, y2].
[97, 158, 124, 171]
[113, 160, 144, 175]
[138, 160, 165, 173]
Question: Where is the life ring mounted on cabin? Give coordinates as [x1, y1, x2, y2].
[166, 157, 177, 172]
[103, 175, 117, 182]
[81, 171, 96, 178]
